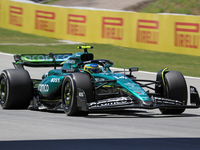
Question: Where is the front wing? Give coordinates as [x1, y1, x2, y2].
[78, 86, 200, 112]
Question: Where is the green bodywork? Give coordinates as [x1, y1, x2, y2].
[12, 48, 151, 103]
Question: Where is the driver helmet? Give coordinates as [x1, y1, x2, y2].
[84, 63, 101, 73]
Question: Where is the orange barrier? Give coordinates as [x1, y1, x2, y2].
[1, 0, 200, 56]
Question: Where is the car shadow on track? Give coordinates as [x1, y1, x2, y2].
[1, 138, 200, 150]
[29, 109, 65, 114]
[29, 109, 200, 118]
[87, 109, 200, 118]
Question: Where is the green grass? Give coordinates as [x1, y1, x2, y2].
[0, 28, 59, 43]
[1, 27, 200, 77]
[140, 0, 200, 15]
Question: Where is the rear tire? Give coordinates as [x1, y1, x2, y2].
[0, 69, 32, 109]
[61, 73, 93, 116]
[159, 71, 187, 114]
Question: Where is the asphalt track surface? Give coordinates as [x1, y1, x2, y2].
[0, 52, 200, 150]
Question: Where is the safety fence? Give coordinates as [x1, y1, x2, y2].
[1, 0, 200, 56]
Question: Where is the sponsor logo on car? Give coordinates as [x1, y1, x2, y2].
[65, 59, 76, 64]
[78, 92, 84, 97]
[67, 14, 86, 36]
[50, 78, 60, 83]
[94, 78, 105, 82]
[113, 76, 127, 79]
[38, 84, 49, 92]
[175, 22, 199, 49]
[137, 20, 159, 44]
[136, 92, 145, 95]
[90, 64, 98, 67]
[102, 17, 123, 40]
[9, 6, 23, 26]
[23, 54, 70, 62]
[35, 10, 55, 32]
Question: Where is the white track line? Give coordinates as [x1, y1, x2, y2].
[0, 52, 13, 56]
[139, 70, 200, 80]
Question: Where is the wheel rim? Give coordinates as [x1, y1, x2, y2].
[0, 77, 7, 105]
[63, 81, 72, 111]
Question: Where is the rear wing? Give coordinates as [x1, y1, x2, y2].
[13, 53, 72, 69]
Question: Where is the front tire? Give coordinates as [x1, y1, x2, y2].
[159, 71, 188, 114]
[61, 73, 93, 116]
[0, 69, 32, 109]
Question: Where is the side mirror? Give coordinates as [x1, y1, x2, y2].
[129, 67, 139, 75]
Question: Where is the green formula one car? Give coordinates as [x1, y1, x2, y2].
[0, 46, 200, 116]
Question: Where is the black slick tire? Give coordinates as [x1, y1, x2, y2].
[159, 71, 188, 114]
[0, 69, 33, 109]
[61, 73, 93, 116]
